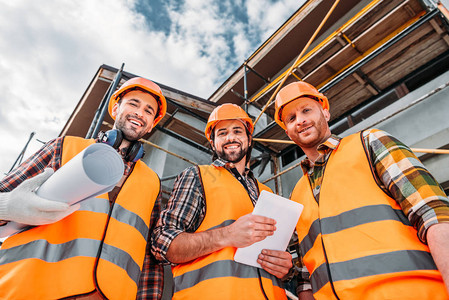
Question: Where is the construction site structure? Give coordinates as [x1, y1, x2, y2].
[58, 1, 449, 298]
[63, 0, 449, 198]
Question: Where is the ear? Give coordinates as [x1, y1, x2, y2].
[144, 125, 154, 135]
[111, 103, 120, 118]
[323, 109, 331, 122]
[147, 117, 157, 132]
[209, 140, 215, 151]
[248, 135, 252, 147]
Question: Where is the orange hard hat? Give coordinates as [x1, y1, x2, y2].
[108, 77, 167, 127]
[205, 103, 254, 142]
[274, 81, 329, 130]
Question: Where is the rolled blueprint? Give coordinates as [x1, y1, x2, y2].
[0, 143, 124, 238]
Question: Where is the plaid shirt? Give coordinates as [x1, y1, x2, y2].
[0, 137, 164, 300]
[151, 158, 260, 263]
[295, 129, 449, 293]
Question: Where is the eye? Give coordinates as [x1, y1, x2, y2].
[303, 108, 311, 113]
[286, 114, 295, 123]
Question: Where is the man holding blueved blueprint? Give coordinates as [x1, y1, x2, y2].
[0, 77, 166, 300]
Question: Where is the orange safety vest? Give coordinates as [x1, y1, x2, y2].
[172, 165, 287, 300]
[291, 130, 448, 300]
[0, 136, 160, 300]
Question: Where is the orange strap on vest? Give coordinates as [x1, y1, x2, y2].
[0, 136, 160, 300]
[172, 165, 287, 300]
[291, 130, 448, 300]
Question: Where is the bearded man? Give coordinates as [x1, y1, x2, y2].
[152, 103, 293, 299]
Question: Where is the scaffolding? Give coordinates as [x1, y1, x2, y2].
[216, 0, 449, 194]
[75, 0, 449, 197]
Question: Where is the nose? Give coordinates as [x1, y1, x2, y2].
[134, 108, 144, 118]
[225, 133, 234, 142]
[225, 132, 239, 143]
[295, 113, 306, 126]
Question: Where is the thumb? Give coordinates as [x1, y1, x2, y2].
[20, 168, 55, 192]
[37, 202, 81, 225]
[51, 203, 81, 219]
[37, 197, 71, 212]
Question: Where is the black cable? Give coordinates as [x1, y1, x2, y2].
[257, 268, 270, 300]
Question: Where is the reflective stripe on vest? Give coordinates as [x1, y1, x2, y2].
[172, 165, 287, 300]
[174, 259, 284, 293]
[291, 130, 448, 300]
[0, 137, 160, 300]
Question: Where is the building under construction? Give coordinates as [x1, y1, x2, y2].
[59, 0, 449, 298]
[64, 0, 449, 196]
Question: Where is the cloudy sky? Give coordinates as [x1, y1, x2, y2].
[0, 0, 305, 175]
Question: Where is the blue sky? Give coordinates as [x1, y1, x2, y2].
[0, 0, 304, 175]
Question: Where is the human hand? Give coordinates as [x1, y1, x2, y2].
[0, 168, 80, 225]
[258, 249, 293, 279]
[225, 213, 276, 248]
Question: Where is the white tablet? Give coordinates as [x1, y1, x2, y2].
[234, 190, 303, 268]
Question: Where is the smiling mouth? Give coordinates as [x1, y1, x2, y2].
[128, 118, 143, 127]
[224, 144, 240, 150]
[299, 126, 312, 134]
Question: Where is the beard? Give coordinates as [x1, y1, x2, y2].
[216, 141, 248, 163]
[292, 114, 330, 149]
[114, 113, 148, 142]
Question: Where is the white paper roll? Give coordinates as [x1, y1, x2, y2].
[0, 143, 124, 238]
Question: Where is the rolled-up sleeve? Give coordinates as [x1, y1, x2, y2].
[365, 129, 449, 243]
[151, 166, 206, 264]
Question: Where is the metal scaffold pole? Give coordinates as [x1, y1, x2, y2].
[86, 63, 125, 139]
[7, 132, 36, 175]
[253, 0, 341, 126]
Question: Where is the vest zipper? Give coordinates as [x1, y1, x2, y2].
[319, 230, 340, 300]
[93, 163, 134, 298]
[313, 155, 341, 300]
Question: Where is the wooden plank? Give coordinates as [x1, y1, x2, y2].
[325, 76, 374, 120]
[361, 23, 435, 73]
[289, 0, 391, 77]
[299, 0, 424, 87]
[297, 0, 421, 80]
[298, 40, 345, 75]
[362, 23, 449, 89]
[430, 18, 449, 46]
[346, 0, 423, 39]
[165, 119, 209, 147]
[353, 3, 424, 53]
[303, 45, 359, 84]
[352, 73, 378, 95]
[161, 89, 216, 114]
[257, 130, 291, 153]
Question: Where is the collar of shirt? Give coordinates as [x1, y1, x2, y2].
[124, 161, 134, 176]
[211, 158, 259, 204]
[212, 158, 252, 177]
[300, 134, 342, 175]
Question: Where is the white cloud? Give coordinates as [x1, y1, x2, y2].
[246, 0, 305, 40]
[0, 0, 303, 175]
